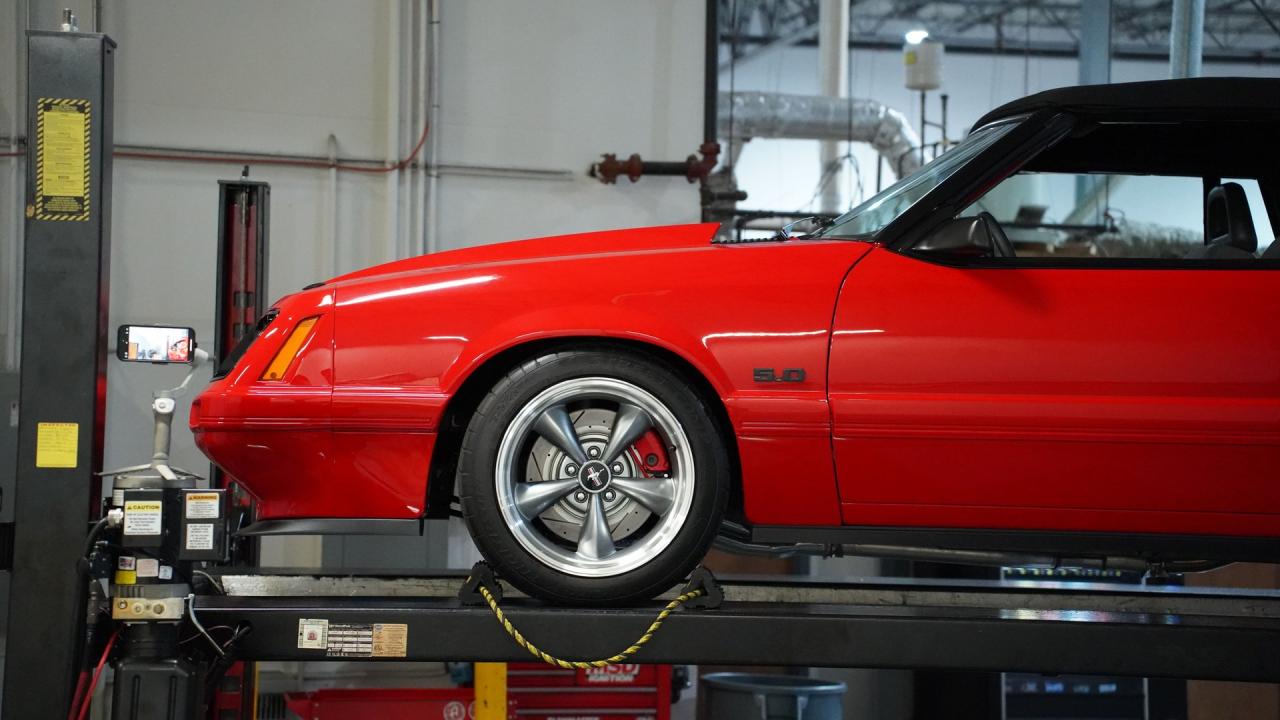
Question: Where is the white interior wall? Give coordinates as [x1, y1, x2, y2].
[0, 0, 705, 565]
[433, 0, 704, 247]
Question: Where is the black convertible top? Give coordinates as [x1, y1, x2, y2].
[973, 77, 1280, 130]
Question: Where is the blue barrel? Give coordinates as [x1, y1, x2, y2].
[699, 672, 846, 720]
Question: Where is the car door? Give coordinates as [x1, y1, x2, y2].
[828, 173, 1280, 538]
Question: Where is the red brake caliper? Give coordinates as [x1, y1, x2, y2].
[628, 429, 670, 477]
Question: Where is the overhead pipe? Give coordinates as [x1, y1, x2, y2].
[717, 90, 922, 177]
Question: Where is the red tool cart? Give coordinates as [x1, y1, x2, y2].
[507, 663, 672, 720]
[283, 688, 516, 720]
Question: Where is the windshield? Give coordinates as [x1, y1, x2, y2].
[820, 120, 1021, 238]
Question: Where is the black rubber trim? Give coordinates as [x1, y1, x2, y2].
[749, 525, 1280, 563]
[213, 309, 278, 379]
[236, 518, 424, 536]
[902, 252, 1280, 270]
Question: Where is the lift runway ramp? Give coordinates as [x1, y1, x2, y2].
[197, 570, 1280, 681]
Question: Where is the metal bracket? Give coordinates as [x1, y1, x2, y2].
[678, 566, 723, 610]
[458, 561, 503, 607]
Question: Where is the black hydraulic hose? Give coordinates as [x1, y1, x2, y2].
[82, 516, 109, 558]
[69, 517, 112, 708]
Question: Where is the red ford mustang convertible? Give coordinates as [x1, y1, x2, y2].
[193, 78, 1280, 603]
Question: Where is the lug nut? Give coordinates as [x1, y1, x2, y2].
[574, 491, 588, 503]
[612, 463, 624, 474]
[565, 464, 578, 476]
[588, 447, 600, 458]
[604, 490, 616, 502]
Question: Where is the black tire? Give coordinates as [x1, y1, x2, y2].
[457, 347, 730, 605]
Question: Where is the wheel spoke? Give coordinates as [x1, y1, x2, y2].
[601, 403, 653, 466]
[512, 479, 578, 519]
[533, 404, 588, 465]
[577, 493, 616, 560]
[611, 477, 676, 517]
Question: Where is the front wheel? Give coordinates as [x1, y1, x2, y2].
[457, 348, 729, 604]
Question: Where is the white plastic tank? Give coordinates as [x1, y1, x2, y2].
[904, 39, 944, 91]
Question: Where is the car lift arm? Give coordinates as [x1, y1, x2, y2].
[192, 569, 1280, 683]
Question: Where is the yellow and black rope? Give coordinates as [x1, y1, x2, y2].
[472, 580, 704, 669]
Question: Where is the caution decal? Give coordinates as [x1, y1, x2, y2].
[35, 97, 91, 221]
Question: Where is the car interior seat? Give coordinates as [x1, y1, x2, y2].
[1184, 182, 1257, 259]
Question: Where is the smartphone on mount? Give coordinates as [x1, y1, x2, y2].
[116, 325, 197, 364]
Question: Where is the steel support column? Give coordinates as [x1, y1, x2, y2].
[1076, 0, 1111, 204]
[3, 30, 114, 720]
[1169, 0, 1206, 78]
[816, 0, 849, 214]
[1079, 0, 1112, 85]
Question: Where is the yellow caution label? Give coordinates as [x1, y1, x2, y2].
[35, 422, 78, 468]
[114, 570, 138, 585]
[35, 98, 91, 221]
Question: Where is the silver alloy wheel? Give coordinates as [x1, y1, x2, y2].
[494, 377, 695, 578]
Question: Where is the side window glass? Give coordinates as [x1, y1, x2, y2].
[951, 172, 1206, 260]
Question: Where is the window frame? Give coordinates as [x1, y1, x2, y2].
[893, 114, 1280, 270]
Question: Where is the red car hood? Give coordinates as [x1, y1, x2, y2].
[330, 222, 720, 285]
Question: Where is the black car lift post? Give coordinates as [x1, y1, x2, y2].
[4, 30, 115, 720]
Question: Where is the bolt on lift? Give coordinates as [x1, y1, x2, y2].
[9, 22, 1280, 720]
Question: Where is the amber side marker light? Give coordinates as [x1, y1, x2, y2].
[261, 317, 319, 381]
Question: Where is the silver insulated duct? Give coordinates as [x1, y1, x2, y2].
[717, 90, 922, 178]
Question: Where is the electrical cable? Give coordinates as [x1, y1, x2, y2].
[71, 628, 118, 720]
[194, 569, 225, 595]
[67, 671, 89, 720]
[179, 625, 234, 646]
[187, 594, 226, 657]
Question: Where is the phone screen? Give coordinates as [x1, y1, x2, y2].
[118, 325, 195, 364]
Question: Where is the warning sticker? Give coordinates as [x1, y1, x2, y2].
[326, 624, 375, 657]
[297, 618, 329, 650]
[35, 422, 78, 468]
[158, 565, 173, 581]
[294, 620, 409, 658]
[123, 500, 163, 536]
[185, 522, 214, 551]
[185, 492, 221, 519]
[136, 558, 159, 578]
[117, 556, 136, 570]
[35, 98, 91, 221]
